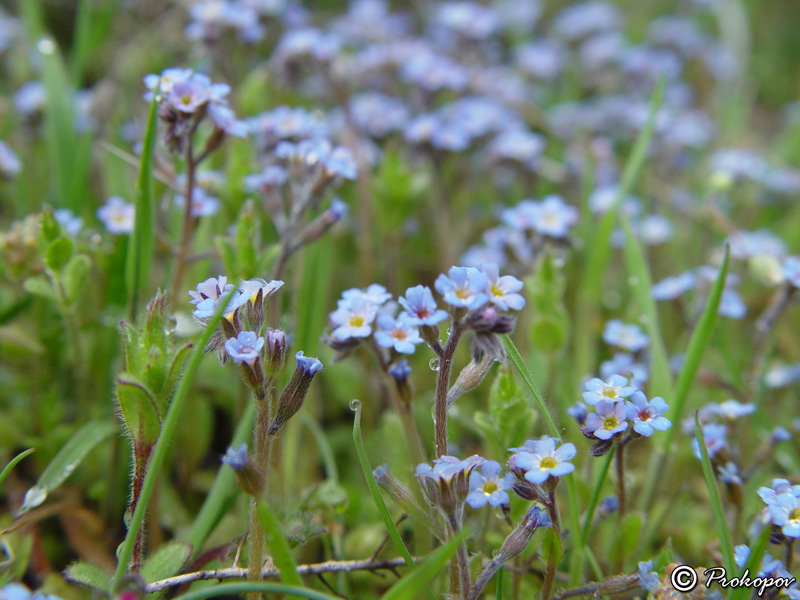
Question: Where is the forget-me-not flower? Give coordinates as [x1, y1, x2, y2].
[582, 374, 636, 405]
[435, 266, 488, 310]
[625, 392, 671, 437]
[466, 460, 515, 508]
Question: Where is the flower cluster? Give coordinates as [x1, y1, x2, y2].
[758, 479, 800, 540]
[144, 68, 246, 152]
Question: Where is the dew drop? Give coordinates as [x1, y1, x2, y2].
[429, 357, 440, 372]
[166, 316, 178, 333]
[445, 327, 452, 335]
[349, 399, 361, 412]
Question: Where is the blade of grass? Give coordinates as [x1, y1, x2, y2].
[0, 448, 36, 490]
[496, 567, 504, 600]
[257, 500, 303, 587]
[125, 87, 159, 321]
[728, 522, 770, 600]
[379, 535, 464, 600]
[573, 78, 666, 382]
[618, 213, 673, 399]
[111, 288, 236, 592]
[580, 447, 615, 544]
[351, 400, 436, 600]
[174, 583, 339, 600]
[500, 335, 585, 585]
[694, 413, 735, 574]
[639, 246, 730, 510]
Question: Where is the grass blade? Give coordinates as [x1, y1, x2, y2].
[693, 413, 736, 574]
[500, 335, 586, 585]
[112, 288, 235, 592]
[20, 422, 116, 515]
[619, 213, 673, 399]
[580, 447, 615, 544]
[573, 78, 666, 381]
[257, 500, 304, 587]
[351, 400, 436, 600]
[639, 246, 730, 509]
[174, 583, 340, 600]
[0, 448, 36, 490]
[379, 535, 463, 600]
[125, 86, 159, 320]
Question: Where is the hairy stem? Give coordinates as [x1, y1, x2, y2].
[542, 486, 562, 600]
[434, 322, 463, 458]
[170, 136, 197, 304]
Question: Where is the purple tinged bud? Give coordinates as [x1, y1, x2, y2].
[388, 359, 413, 403]
[265, 329, 288, 374]
[269, 351, 323, 435]
[221, 443, 264, 496]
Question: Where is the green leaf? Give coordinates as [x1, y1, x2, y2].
[44, 237, 74, 272]
[257, 500, 303, 587]
[125, 84, 159, 319]
[170, 583, 339, 600]
[0, 448, 36, 490]
[580, 448, 615, 544]
[379, 535, 464, 600]
[640, 246, 731, 510]
[19, 421, 117, 514]
[541, 528, 563, 566]
[64, 561, 112, 591]
[63, 254, 90, 304]
[115, 374, 161, 450]
[140, 541, 192, 584]
[112, 287, 235, 592]
[39, 208, 62, 245]
[530, 313, 567, 353]
[618, 212, 673, 400]
[351, 401, 436, 600]
[23, 275, 59, 303]
[694, 414, 736, 575]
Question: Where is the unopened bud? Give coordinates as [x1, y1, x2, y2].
[447, 355, 494, 408]
[463, 305, 516, 334]
[388, 360, 413, 403]
[222, 443, 264, 496]
[265, 329, 288, 374]
[269, 351, 323, 436]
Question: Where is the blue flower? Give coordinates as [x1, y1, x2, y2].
[244, 166, 288, 192]
[97, 196, 135, 235]
[221, 443, 248, 470]
[712, 399, 756, 420]
[174, 187, 220, 217]
[784, 256, 800, 288]
[295, 350, 323, 375]
[652, 271, 695, 300]
[435, 266, 489, 310]
[208, 103, 248, 137]
[374, 314, 423, 354]
[717, 462, 742, 485]
[388, 359, 412, 381]
[399, 285, 449, 326]
[0, 583, 62, 600]
[0, 139, 21, 179]
[602, 319, 649, 352]
[510, 437, 576, 484]
[342, 284, 392, 307]
[330, 297, 376, 340]
[584, 399, 628, 440]
[582, 374, 636, 405]
[625, 392, 671, 437]
[718, 289, 747, 319]
[466, 461, 515, 509]
[637, 561, 660, 591]
[767, 493, 800, 538]
[53, 208, 83, 236]
[481, 263, 525, 311]
[224, 331, 264, 366]
[188, 276, 232, 306]
[530, 195, 579, 238]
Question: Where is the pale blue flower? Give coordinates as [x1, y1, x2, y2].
[97, 196, 135, 235]
[582, 374, 636, 405]
[174, 187, 220, 217]
[637, 561, 660, 591]
[692, 423, 727, 459]
[602, 320, 649, 352]
[600, 353, 649, 386]
[481, 263, 525, 311]
[225, 331, 264, 366]
[510, 437, 576, 484]
[531, 195, 579, 238]
[330, 297, 377, 340]
[54, 209, 83, 236]
[466, 460, 515, 508]
[625, 392, 671, 437]
[374, 314, 423, 354]
[783, 256, 800, 288]
[652, 272, 695, 300]
[295, 350, 323, 375]
[399, 285, 448, 326]
[767, 494, 800, 538]
[435, 266, 488, 310]
[584, 399, 628, 440]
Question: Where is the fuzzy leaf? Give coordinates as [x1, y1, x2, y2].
[115, 373, 161, 450]
[140, 541, 192, 584]
[44, 237, 74, 272]
[23, 276, 59, 303]
[64, 561, 112, 591]
[63, 254, 90, 304]
[612, 512, 644, 568]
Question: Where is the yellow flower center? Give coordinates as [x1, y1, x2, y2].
[349, 315, 365, 327]
[541, 457, 558, 469]
[455, 288, 470, 299]
[603, 417, 619, 430]
[490, 284, 504, 297]
[603, 386, 617, 398]
[181, 95, 192, 105]
[483, 481, 498, 495]
[790, 508, 800, 522]
[392, 330, 407, 341]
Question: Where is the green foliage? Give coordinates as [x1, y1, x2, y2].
[140, 541, 193, 584]
[257, 500, 304, 587]
[63, 561, 111, 591]
[19, 421, 117, 514]
[474, 366, 535, 455]
[526, 253, 569, 353]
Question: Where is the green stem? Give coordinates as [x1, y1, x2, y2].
[111, 289, 233, 592]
